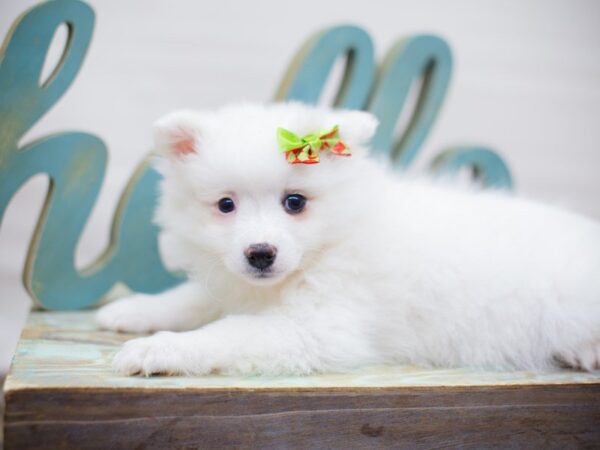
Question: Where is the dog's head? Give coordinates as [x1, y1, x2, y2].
[153, 103, 378, 286]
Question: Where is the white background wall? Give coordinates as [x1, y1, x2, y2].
[1, 0, 599, 375]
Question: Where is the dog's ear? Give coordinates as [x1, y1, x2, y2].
[334, 110, 379, 147]
[153, 110, 204, 157]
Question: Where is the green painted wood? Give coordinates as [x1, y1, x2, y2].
[7, 311, 600, 391]
[0, 0, 182, 310]
[275, 25, 375, 109]
[0, 2, 513, 310]
[432, 146, 514, 188]
[369, 35, 452, 165]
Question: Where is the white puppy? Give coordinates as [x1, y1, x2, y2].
[96, 102, 600, 376]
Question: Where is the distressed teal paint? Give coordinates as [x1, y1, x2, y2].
[368, 35, 452, 164]
[431, 147, 513, 189]
[8, 311, 600, 390]
[275, 25, 375, 109]
[276, 26, 513, 187]
[0, 0, 181, 309]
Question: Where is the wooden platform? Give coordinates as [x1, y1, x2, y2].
[3, 312, 600, 449]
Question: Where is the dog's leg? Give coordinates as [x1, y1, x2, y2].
[96, 281, 220, 334]
[112, 310, 370, 376]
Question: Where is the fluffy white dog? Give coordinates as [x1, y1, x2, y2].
[96, 103, 600, 376]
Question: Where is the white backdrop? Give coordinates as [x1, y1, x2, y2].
[1, 0, 599, 374]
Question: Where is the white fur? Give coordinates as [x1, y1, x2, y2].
[96, 102, 600, 376]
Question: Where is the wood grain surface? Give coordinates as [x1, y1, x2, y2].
[3, 312, 600, 449]
[5, 385, 600, 449]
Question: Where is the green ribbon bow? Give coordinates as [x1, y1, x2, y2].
[277, 125, 350, 164]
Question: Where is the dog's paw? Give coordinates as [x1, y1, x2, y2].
[96, 294, 163, 333]
[113, 332, 207, 376]
[555, 342, 600, 371]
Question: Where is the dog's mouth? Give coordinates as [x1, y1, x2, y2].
[255, 270, 272, 278]
[244, 267, 285, 285]
[251, 268, 275, 279]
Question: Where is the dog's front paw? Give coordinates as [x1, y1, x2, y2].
[113, 332, 209, 376]
[96, 294, 163, 333]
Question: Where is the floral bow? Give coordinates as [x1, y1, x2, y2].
[277, 125, 350, 164]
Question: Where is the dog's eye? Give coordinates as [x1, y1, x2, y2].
[283, 194, 307, 214]
[217, 197, 235, 213]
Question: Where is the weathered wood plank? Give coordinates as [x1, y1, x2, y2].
[4, 312, 600, 448]
[5, 386, 600, 449]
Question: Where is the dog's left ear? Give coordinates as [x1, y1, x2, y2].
[153, 110, 205, 157]
[334, 110, 379, 148]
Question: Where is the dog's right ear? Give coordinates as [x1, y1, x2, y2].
[153, 110, 204, 157]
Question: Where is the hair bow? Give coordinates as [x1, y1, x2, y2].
[277, 125, 350, 164]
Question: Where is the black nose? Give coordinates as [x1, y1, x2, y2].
[245, 243, 277, 270]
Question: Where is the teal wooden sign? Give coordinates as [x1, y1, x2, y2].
[0, 0, 181, 310]
[0, 1, 512, 310]
[275, 26, 512, 184]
